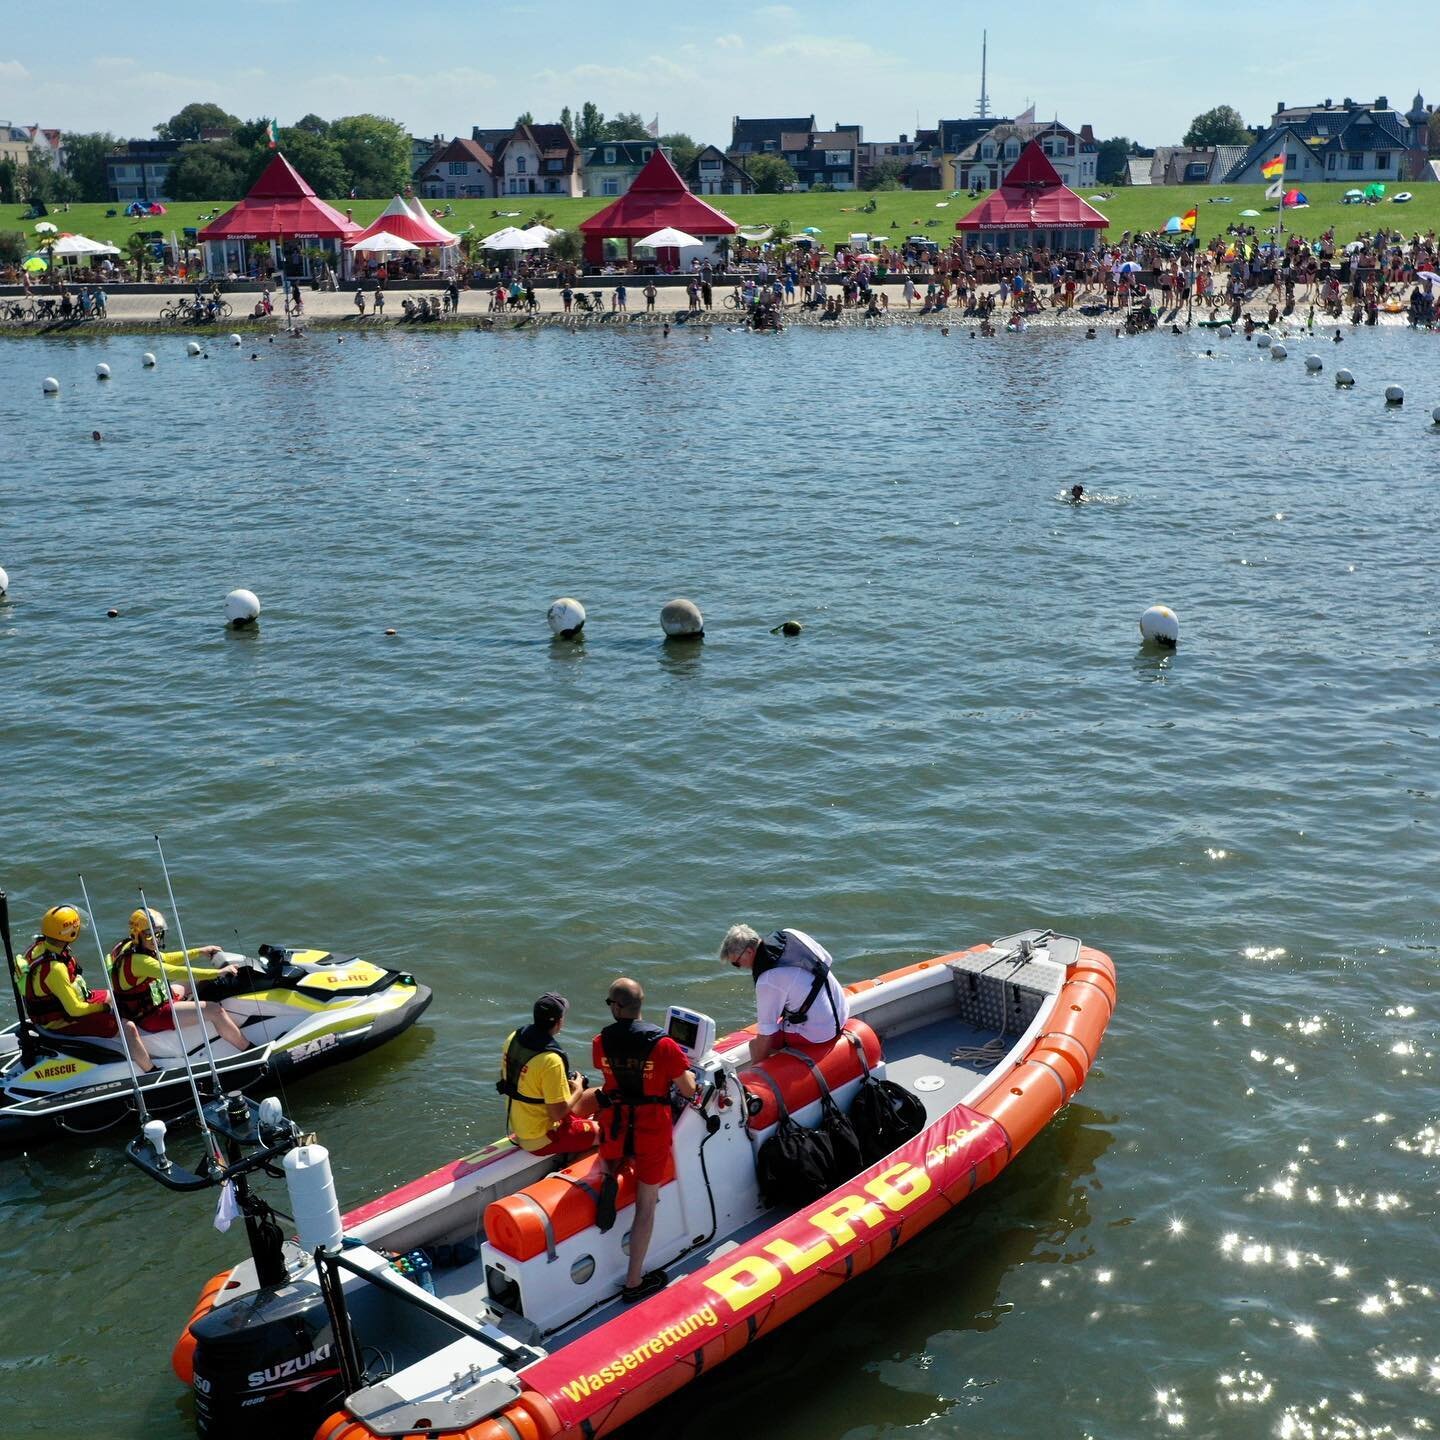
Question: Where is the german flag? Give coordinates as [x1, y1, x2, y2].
[1179, 207, 1197, 232]
[1260, 153, 1284, 180]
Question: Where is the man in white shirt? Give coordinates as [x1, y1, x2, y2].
[718, 924, 850, 1062]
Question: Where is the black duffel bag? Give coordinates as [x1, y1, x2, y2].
[842, 1029, 928, 1164]
[749, 1069, 837, 1210]
[781, 1046, 865, 1182]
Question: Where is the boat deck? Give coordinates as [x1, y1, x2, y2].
[429, 1010, 1010, 1348]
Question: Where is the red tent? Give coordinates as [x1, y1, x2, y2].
[578, 150, 737, 264]
[198, 153, 362, 242]
[956, 142, 1108, 249]
[348, 195, 458, 249]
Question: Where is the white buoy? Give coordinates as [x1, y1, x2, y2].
[1305, 354, 1323, 372]
[224, 588, 261, 626]
[142, 352, 156, 367]
[0, 565, 9, 596]
[547, 596, 587, 639]
[1384, 384, 1404, 406]
[1139, 605, 1179, 648]
[283, 1144, 343, 1254]
[1255, 333, 1272, 349]
[186, 341, 202, 356]
[1270, 342, 1287, 360]
[95, 362, 111, 379]
[1218, 324, 1233, 338]
[41, 376, 59, 394]
[1335, 368, 1355, 388]
[660, 597, 704, 639]
[229, 333, 242, 346]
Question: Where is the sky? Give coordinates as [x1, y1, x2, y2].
[0, 1, 1423, 149]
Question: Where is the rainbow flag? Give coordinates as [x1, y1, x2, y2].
[1179, 207, 1197, 232]
[1260, 153, 1284, 180]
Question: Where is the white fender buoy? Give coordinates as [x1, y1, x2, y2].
[1139, 605, 1179, 648]
[1305, 354, 1323, 371]
[0, 565, 9, 596]
[229, 333, 242, 346]
[283, 1144, 343, 1254]
[1270, 342, 1287, 360]
[1255, 332, 1272, 349]
[1335, 368, 1355, 388]
[224, 588, 261, 627]
[96, 362, 111, 379]
[1218, 324, 1233, 338]
[41, 376, 59, 394]
[186, 341, 202, 356]
[1384, 384, 1404, 406]
[142, 352, 156, 367]
[660, 597, 704, 639]
[547, 596, 587, 639]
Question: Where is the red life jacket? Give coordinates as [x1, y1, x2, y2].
[22, 943, 84, 1027]
[597, 1020, 669, 1156]
[108, 940, 166, 1021]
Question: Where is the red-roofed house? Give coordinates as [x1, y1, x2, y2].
[955, 141, 1109, 252]
[492, 122, 583, 197]
[198, 152, 362, 277]
[579, 149, 737, 265]
[415, 137, 494, 200]
[26, 126, 65, 169]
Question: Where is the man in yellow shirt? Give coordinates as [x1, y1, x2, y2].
[498, 993, 598, 1157]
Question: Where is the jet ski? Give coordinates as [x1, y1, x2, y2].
[1, 893, 431, 1146]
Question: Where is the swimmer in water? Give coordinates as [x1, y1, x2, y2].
[1333, 329, 1343, 343]
[1069, 484, 1084, 502]
[91, 430, 102, 442]
[1085, 327, 1096, 339]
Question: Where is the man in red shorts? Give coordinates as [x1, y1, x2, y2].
[498, 992, 600, 1158]
[592, 977, 696, 1302]
[22, 904, 156, 1071]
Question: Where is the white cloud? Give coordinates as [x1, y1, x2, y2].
[714, 33, 744, 49]
[0, 59, 29, 81]
[753, 4, 797, 20]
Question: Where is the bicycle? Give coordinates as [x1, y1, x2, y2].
[2, 300, 34, 323]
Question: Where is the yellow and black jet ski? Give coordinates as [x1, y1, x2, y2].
[1, 900, 430, 1146]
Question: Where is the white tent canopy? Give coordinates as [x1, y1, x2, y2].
[349, 231, 419, 254]
[404, 195, 460, 245]
[636, 227, 703, 248]
[482, 226, 548, 250]
[51, 234, 121, 256]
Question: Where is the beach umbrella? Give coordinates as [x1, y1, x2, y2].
[522, 224, 561, 241]
[349, 230, 419, 254]
[637, 226, 703, 249]
[803, 226, 822, 235]
[34, 220, 57, 234]
[22, 256, 48, 271]
[481, 226, 526, 248]
[1239, 209, 1260, 217]
[1416, 270, 1440, 283]
[51, 233, 119, 255]
[1116, 260, 1143, 273]
[1163, 216, 1182, 233]
[1363, 182, 1385, 199]
[1344, 188, 1365, 199]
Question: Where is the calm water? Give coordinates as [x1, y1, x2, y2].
[0, 322, 1436, 1440]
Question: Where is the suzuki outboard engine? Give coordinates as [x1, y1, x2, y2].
[189, 1281, 341, 1439]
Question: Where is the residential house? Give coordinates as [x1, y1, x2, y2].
[415, 137, 494, 199]
[105, 140, 187, 202]
[490, 122, 583, 197]
[1127, 145, 1248, 185]
[779, 126, 861, 190]
[728, 114, 816, 160]
[583, 139, 666, 197]
[1224, 95, 1430, 185]
[470, 128, 512, 158]
[857, 134, 919, 179]
[1, 124, 32, 169]
[411, 134, 444, 176]
[685, 144, 753, 196]
[26, 126, 64, 169]
[946, 119, 1098, 191]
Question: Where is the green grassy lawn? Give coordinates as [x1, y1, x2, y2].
[4, 182, 1432, 259]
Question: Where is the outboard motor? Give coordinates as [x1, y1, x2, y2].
[189, 1282, 341, 1440]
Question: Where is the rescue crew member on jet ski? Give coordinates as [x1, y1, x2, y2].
[21, 905, 157, 1072]
[108, 908, 254, 1057]
[591, 977, 697, 1304]
[497, 992, 600, 1157]
[718, 924, 850, 1063]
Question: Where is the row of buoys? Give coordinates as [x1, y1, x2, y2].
[3, 574, 1179, 652]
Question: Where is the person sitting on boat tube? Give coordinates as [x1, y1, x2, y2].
[498, 992, 600, 1157]
[108, 909, 254, 1057]
[718, 925, 850, 1063]
[592, 978, 698, 1303]
[21, 905, 157, 1072]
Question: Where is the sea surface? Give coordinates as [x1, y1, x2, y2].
[0, 321, 1436, 1440]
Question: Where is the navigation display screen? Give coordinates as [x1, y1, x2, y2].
[668, 1015, 699, 1049]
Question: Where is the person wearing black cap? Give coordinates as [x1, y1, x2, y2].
[497, 993, 599, 1157]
